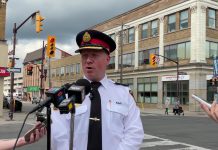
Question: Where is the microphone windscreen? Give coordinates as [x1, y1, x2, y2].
[76, 79, 91, 95]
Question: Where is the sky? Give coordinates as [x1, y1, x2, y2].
[5, 0, 151, 67]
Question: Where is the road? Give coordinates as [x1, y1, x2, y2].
[1, 103, 218, 150]
[140, 113, 218, 150]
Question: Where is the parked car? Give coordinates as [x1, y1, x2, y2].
[32, 97, 41, 104]
[3, 96, 22, 112]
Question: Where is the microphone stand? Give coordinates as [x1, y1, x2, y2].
[69, 102, 75, 150]
[46, 103, 51, 150]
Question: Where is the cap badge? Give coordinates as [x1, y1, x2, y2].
[83, 32, 91, 43]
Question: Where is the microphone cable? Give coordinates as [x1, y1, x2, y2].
[13, 112, 31, 150]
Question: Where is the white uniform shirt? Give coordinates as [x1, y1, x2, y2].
[51, 76, 144, 150]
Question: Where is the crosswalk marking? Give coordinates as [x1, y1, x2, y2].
[141, 133, 211, 150]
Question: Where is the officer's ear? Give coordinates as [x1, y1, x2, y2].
[106, 54, 110, 65]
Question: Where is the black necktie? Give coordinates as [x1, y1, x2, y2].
[87, 82, 102, 150]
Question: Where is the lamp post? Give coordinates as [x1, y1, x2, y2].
[118, 22, 130, 83]
[8, 11, 39, 120]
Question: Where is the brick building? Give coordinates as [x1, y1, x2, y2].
[50, 0, 218, 111]
[23, 48, 71, 101]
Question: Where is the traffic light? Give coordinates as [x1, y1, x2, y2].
[35, 13, 44, 33]
[27, 65, 33, 76]
[149, 53, 157, 67]
[210, 77, 218, 86]
[46, 35, 56, 58]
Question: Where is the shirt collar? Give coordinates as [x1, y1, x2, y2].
[83, 75, 109, 89]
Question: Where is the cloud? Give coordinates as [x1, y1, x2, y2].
[6, 0, 151, 62]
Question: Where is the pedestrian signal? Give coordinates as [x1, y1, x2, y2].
[27, 65, 33, 76]
[46, 36, 56, 58]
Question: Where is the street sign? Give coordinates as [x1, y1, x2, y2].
[6, 68, 21, 73]
[0, 67, 10, 77]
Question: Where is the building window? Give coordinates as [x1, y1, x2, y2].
[141, 23, 148, 39]
[164, 41, 190, 60]
[56, 68, 61, 76]
[180, 10, 188, 29]
[108, 56, 115, 69]
[168, 14, 176, 32]
[137, 77, 158, 103]
[128, 27, 135, 43]
[151, 20, 158, 37]
[119, 53, 135, 68]
[206, 41, 218, 58]
[76, 63, 80, 74]
[163, 81, 189, 105]
[70, 65, 74, 74]
[61, 67, 65, 76]
[208, 8, 216, 28]
[138, 48, 159, 66]
[109, 33, 115, 41]
[65, 65, 71, 74]
[51, 69, 56, 77]
[122, 30, 128, 44]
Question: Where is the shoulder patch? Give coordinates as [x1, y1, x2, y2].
[114, 82, 129, 87]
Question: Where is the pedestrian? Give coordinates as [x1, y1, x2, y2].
[201, 100, 218, 123]
[165, 98, 170, 115]
[51, 29, 144, 150]
[0, 122, 46, 150]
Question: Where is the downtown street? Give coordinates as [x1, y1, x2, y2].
[0, 102, 218, 150]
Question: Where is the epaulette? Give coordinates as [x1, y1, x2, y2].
[114, 82, 129, 87]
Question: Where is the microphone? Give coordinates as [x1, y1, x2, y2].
[58, 79, 91, 114]
[28, 83, 72, 114]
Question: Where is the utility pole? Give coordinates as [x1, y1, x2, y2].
[8, 11, 40, 120]
[39, 41, 45, 100]
[120, 23, 124, 83]
[154, 54, 180, 103]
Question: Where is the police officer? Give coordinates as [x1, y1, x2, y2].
[51, 29, 144, 150]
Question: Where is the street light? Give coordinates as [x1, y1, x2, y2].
[118, 22, 130, 83]
[8, 11, 41, 120]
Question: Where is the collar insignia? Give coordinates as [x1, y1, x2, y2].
[83, 32, 91, 43]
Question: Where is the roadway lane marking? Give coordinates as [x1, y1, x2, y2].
[141, 133, 211, 150]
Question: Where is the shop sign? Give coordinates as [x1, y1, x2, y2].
[162, 75, 189, 81]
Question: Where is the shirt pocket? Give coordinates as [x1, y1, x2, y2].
[74, 105, 88, 134]
[106, 103, 128, 133]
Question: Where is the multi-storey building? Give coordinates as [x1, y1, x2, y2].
[50, 0, 218, 111]
[3, 73, 23, 97]
[23, 48, 71, 101]
[0, 1, 8, 116]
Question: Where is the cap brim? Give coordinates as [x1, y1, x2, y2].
[75, 46, 109, 54]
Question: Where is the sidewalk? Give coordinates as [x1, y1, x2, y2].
[140, 108, 208, 117]
[0, 107, 208, 126]
[0, 109, 36, 125]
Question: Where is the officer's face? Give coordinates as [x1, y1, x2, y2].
[81, 49, 110, 81]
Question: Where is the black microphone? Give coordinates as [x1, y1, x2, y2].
[28, 83, 72, 114]
[58, 79, 91, 114]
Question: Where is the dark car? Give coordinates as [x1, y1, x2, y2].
[3, 96, 22, 112]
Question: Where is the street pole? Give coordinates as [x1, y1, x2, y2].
[48, 57, 51, 88]
[155, 54, 180, 103]
[120, 23, 124, 83]
[176, 57, 179, 104]
[9, 23, 17, 120]
[40, 41, 45, 100]
[8, 11, 39, 120]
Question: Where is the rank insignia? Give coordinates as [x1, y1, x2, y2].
[82, 32, 91, 43]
